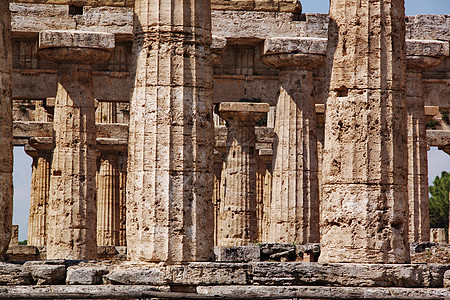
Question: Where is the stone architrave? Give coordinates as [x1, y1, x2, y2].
[38, 30, 114, 260]
[216, 102, 269, 246]
[320, 0, 410, 263]
[405, 39, 449, 243]
[127, 0, 215, 262]
[0, 0, 14, 259]
[262, 37, 326, 244]
[25, 146, 51, 247]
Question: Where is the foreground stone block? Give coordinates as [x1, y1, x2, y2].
[214, 246, 260, 262]
[0, 262, 33, 285]
[0, 0, 14, 261]
[66, 265, 109, 285]
[320, 0, 410, 263]
[251, 262, 449, 287]
[23, 260, 66, 285]
[126, 0, 214, 263]
[38, 30, 114, 260]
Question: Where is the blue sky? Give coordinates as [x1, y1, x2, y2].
[12, 1, 450, 241]
[301, 0, 450, 14]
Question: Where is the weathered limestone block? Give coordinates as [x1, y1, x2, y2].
[405, 39, 449, 243]
[26, 148, 51, 247]
[320, 0, 410, 263]
[262, 37, 326, 244]
[0, 0, 14, 261]
[216, 102, 269, 246]
[23, 260, 66, 285]
[38, 30, 114, 260]
[214, 246, 260, 262]
[251, 262, 449, 287]
[127, 0, 214, 262]
[0, 262, 33, 285]
[66, 265, 109, 285]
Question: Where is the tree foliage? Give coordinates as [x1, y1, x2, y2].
[429, 171, 450, 228]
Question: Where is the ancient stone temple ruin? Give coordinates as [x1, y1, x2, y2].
[0, 0, 450, 298]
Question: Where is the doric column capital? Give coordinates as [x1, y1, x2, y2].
[406, 39, 449, 71]
[38, 30, 114, 64]
[217, 102, 269, 125]
[261, 37, 327, 70]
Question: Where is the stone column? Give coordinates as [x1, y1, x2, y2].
[96, 100, 121, 246]
[216, 102, 269, 246]
[0, 0, 13, 259]
[118, 153, 127, 247]
[405, 40, 448, 242]
[97, 152, 120, 246]
[320, 0, 410, 263]
[256, 153, 272, 242]
[38, 30, 114, 260]
[262, 37, 326, 244]
[127, 0, 214, 262]
[25, 146, 51, 247]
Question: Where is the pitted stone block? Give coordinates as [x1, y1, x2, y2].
[39, 30, 115, 50]
[214, 246, 260, 262]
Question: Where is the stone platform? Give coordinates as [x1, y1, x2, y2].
[1, 261, 450, 299]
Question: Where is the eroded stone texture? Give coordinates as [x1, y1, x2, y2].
[262, 38, 325, 244]
[0, 0, 14, 260]
[216, 102, 269, 246]
[38, 30, 114, 260]
[405, 39, 449, 243]
[127, 0, 215, 262]
[256, 154, 271, 242]
[320, 0, 410, 263]
[26, 148, 51, 247]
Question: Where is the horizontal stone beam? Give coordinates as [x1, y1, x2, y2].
[13, 121, 128, 147]
[1, 285, 450, 299]
[198, 286, 450, 299]
[427, 130, 450, 147]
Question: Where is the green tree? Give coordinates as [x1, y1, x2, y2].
[429, 171, 450, 228]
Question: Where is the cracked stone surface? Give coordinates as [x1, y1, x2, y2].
[320, 0, 410, 263]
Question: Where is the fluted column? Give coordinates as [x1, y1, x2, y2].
[262, 38, 326, 244]
[256, 154, 272, 242]
[118, 152, 127, 246]
[26, 147, 51, 247]
[97, 152, 120, 246]
[0, 0, 13, 259]
[320, 0, 410, 263]
[216, 102, 269, 246]
[405, 40, 448, 242]
[38, 30, 114, 260]
[127, 0, 214, 262]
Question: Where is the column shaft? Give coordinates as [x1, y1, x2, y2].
[97, 152, 120, 246]
[320, 0, 409, 263]
[218, 121, 258, 246]
[46, 64, 98, 259]
[0, 0, 13, 258]
[268, 69, 319, 244]
[406, 71, 430, 242]
[118, 153, 127, 246]
[27, 151, 51, 246]
[127, 0, 214, 262]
